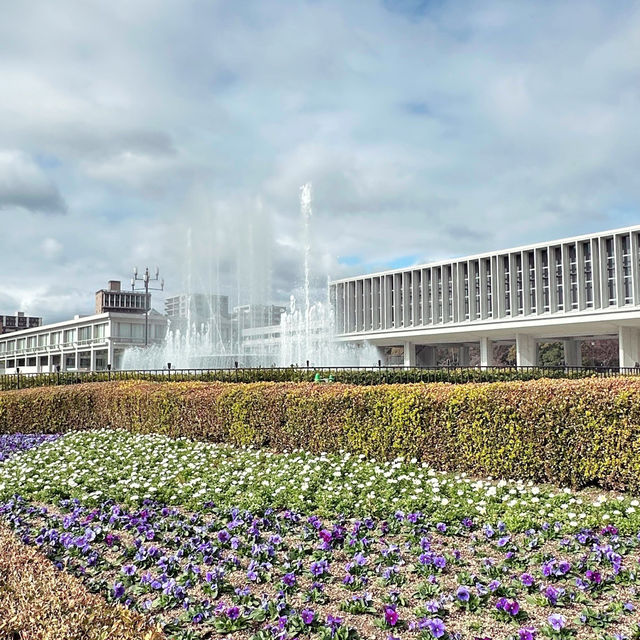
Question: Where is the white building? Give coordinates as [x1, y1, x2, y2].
[330, 225, 640, 368]
[0, 311, 167, 374]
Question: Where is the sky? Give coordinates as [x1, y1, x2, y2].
[1, 0, 639, 322]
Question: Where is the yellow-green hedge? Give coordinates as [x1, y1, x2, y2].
[2, 378, 640, 491]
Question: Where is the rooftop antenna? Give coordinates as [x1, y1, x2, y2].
[132, 266, 164, 346]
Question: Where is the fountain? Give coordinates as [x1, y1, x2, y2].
[122, 184, 377, 370]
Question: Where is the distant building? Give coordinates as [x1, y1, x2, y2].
[0, 280, 167, 374]
[165, 294, 232, 343]
[0, 311, 167, 374]
[233, 304, 286, 334]
[0, 312, 42, 335]
[95, 280, 149, 314]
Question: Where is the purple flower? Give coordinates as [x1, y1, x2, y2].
[548, 614, 566, 631]
[282, 573, 296, 587]
[121, 564, 136, 576]
[217, 529, 230, 543]
[425, 618, 446, 638]
[301, 609, 315, 625]
[520, 573, 534, 587]
[456, 586, 470, 602]
[518, 627, 536, 640]
[383, 605, 399, 627]
[310, 559, 328, 577]
[112, 582, 125, 599]
[225, 606, 240, 620]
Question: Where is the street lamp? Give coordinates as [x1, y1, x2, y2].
[132, 266, 164, 346]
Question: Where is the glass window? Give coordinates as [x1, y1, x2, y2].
[63, 329, 76, 344]
[606, 237, 616, 305]
[78, 326, 92, 342]
[38, 334, 48, 347]
[503, 256, 511, 316]
[569, 244, 578, 310]
[622, 234, 632, 304]
[50, 331, 61, 345]
[554, 247, 564, 311]
[584, 242, 593, 307]
[94, 323, 107, 339]
[17, 338, 25, 350]
[27, 336, 37, 349]
[528, 252, 536, 313]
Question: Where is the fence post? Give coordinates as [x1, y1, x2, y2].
[167, 362, 171, 381]
[16, 367, 20, 390]
[235, 361, 238, 382]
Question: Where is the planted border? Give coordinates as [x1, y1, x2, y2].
[2, 378, 640, 491]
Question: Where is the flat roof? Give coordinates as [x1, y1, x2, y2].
[330, 223, 640, 284]
[0, 311, 165, 341]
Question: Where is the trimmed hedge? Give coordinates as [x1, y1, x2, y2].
[2, 378, 640, 491]
[0, 364, 630, 392]
[0, 524, 165, 640]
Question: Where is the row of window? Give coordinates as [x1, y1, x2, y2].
[335, 233, 637, 333]
[0, 323, 108, 354]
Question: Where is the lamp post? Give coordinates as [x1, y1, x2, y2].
[132, 267, 164, 346]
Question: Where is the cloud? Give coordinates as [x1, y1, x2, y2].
[0, 151, 67, 214]
[0, 0, 639, 321]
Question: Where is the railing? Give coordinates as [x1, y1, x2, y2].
[1, 363, 639, 391]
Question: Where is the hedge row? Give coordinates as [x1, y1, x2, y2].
[0, 364, 630, 392]
[2, 378, 640, 491]
[0, 524, 164, 640]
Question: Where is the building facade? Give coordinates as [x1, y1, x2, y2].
[330, 225, 640, 368]
[0, 312, 42, 335]
[0, 312, 167, 374]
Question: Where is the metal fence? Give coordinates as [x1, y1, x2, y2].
[1, 363, 640, 392]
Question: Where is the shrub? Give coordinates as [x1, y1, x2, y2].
[0, 523, 164, 640]
[2, 378, 640, 491]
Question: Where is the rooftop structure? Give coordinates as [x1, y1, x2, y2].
[0, 312, 42, 335]
[330, 225, 640, 368]
[95, 280, 149, 314]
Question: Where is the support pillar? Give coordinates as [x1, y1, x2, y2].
[403, 342, 416, 368]
[479, 337, 494, 367]
[563, 339, 582, 367]
[416, 345, 436, 367]
[458, 345, 470, 366]
[516, 334, 537, 367]
[619, 327, 640, 368]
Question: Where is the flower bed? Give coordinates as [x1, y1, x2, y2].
[2, 431, 640, 639]
[0, 432, 60, 462]
[3, 378, 640, 491]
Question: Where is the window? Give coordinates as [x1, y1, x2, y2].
[474, 261, 480, 319]
[50, 331, 61, 346]
[63, 329, 76, 344]
[503, 256, 511, 316]
[541, 249, 550, 312]
[446, 266, 453, 322]
[436, 268, 443, 323]
[516, 254, 523, 315]
[78, 326, 92, 342]
[485, 259, 493, 318]
[528, 252, 536, 313]
[463, 263, 470, 321]
[17, 338, 25, 351]
[584, 242, 593, 308]
[94, 323, 107, 339]
[606, 237, 616, 305]
[65, 354, 76, 369]
[554, 247, 564, 311]
[27, 336, 36, 349]
[38, 334, 48, 347]
[569, 244, 578, 310]
[622, 234, 632, 304]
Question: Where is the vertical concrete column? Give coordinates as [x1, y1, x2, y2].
[403, 342, 416, 368]
[563, 339, 582, 367]
[458, 345, 470, 366]
[516, 334, 537, 367]
[619, 327, 640, 368]
[91, 348, 97, 372]
[479, 336, 494, 367]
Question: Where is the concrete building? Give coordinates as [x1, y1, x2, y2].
[0, 312, 42, 335]
[165, 294, 232, 344]
[95, 280, 149, 314]
[330, 225, 640, 368]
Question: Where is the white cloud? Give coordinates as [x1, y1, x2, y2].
[0, 0, 639, 320]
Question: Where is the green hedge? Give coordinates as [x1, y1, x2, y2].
[2, 378, 640, 491]
[1, 365, 631, 392]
